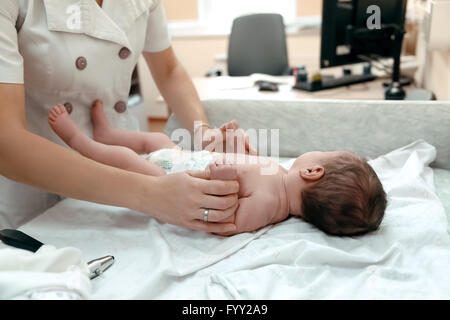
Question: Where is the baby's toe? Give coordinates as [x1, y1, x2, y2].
[57, 104, 67, 114]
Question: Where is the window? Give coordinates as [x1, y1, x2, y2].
[167, 0, 317, 37]
[199, 0, 297, 32]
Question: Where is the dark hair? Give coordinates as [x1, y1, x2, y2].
[301, 154, 387, 236]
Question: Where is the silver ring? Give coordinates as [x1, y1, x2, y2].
[203, 208, 209, 222]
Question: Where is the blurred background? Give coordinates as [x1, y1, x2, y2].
[126, 0, 450, 132]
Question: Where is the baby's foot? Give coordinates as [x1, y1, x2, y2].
[91, 100, 114, 143]
[48, 104, 83, 147]
[208, 160, 238, 181]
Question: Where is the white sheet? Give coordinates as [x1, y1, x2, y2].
[17, 140, 450, 299]
[0, 245, 91, 299]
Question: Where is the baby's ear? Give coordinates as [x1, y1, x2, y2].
[299, 165, 324, 181]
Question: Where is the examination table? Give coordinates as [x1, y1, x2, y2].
[13, 99, 450, 299]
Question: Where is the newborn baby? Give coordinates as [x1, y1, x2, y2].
[48, 102, 387, 237]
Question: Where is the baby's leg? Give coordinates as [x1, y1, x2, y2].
[207, 160, 238, 223]
[48, 104, 166, 176]
[91, 100, 177, 154]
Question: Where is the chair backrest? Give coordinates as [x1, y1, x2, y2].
[227, 14, 289, 76]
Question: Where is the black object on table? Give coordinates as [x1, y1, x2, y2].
[257, 81, 279, 92]
[0, 229, 44, 253]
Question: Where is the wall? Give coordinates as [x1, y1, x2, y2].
[424, 50, 450, 100]
[163, 0, 322, 20]
[163, 0, 198, 20]
[414, 0, 450, 101]
[172, 30, 321, 78]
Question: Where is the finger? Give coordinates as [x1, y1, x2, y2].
[200, 179, 239, 196]
[232, 129, 247, 154]
[220, 121, 232, 131]
[198, 205, 237, 223]
[56, 104, 64, 114]
[248, 145, 258, 156]
[245, 135, 258, 155]
[221, 120, 239, 131]
[93, 99, 103, 107]
[213, 230, 236, 237]
[202, 194, 238, 211]
[49, 109, 58, 118]
[187, 170, 211, 180]
[218, 213, 235, 223]
[189, 220, 237, 234]
[227, 120, 240, 130]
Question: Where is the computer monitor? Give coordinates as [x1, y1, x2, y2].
[321, 0, 407, 68]
[320, 0, 408, 99]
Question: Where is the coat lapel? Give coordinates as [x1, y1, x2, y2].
[105, 0, 154, 33]
[42, 0, 153, 49]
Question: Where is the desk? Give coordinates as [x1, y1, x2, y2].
[151, 75, 416, 131]
[156, 75, 408, 106]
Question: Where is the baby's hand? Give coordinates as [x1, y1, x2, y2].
[220, 120, 258, 156]
[220, 120, 240, 132]
[207, 160, 238, 181]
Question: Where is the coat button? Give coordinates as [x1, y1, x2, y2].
[114, 101, 127, 113]
[64, 102, 73, 114]
[75, 56, 87, 70]
[118, 47, 131, 59]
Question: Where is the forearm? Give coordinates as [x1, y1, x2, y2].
[144, 49, 255, 153]
[0, 128, 151, 212]
[144, 48, 208, 133]
[159, 64, 208, 132]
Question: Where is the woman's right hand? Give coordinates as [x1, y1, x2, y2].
[138, 170, 239, 233]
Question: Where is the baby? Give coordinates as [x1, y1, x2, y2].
[48, 101, 387, 237]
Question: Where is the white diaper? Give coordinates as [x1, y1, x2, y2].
[146, 148, 214, 174]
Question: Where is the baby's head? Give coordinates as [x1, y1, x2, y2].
[287, 151, 387, 236]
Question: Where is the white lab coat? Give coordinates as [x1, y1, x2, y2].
[0, 0, 171, 228]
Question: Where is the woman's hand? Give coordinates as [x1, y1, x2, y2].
[202, 120, 258, 155]
[139, 170, 239, 233]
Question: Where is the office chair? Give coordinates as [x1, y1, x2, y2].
[206, 13, 291, 77]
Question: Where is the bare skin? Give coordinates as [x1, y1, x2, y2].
[48, 103, 286, 235]
[207, 159, 290, 236]
[48, 101, 173, 176]
[208, 151, 350, 236]
[49, 102, 349, 236]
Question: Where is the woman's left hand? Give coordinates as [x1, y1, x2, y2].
[202, 120, 258, 155]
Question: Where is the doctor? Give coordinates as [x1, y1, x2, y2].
[0, 0, 247, 232]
